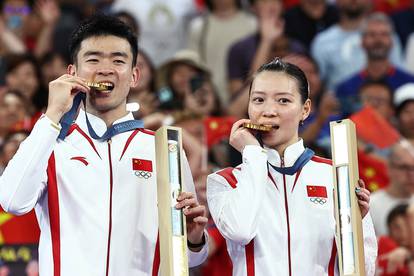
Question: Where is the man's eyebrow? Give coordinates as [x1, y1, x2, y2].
[83, 51, 129, 58]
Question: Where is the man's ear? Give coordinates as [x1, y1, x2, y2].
[130, 66, 140, 88]
[302, 98, 311, 121]
[67, 64, 76, 76]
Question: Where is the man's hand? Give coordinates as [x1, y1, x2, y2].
[380, 247, 411, 274]
[175, 192, 207, 252]
[45, 74, 90, 124]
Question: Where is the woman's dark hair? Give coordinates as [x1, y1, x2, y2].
[69, 14, 138, 67]
[249, 58, 310, 104]
[137, 49, 156, 93]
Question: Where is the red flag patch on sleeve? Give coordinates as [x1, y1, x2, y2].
[132, 158, 153, 172]
[306, 185, 327, 198]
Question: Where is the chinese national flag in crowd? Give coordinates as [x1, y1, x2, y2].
[0, 209, 39, 244]
[203, 116, 236, 148]
[358, 149, 390, 192]
[350, 106, 400, 149]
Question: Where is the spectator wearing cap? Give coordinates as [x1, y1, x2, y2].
[335, 13, 414, 116]
[394, 83, 414, 146]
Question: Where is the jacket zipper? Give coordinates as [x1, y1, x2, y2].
[105, 139, 113, 276]
[281, 157, 292, 276]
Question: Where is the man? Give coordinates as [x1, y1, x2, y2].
[335, 12, 414, 116]
[370, 143, 414, 236]
[0, 15, 208, 276]
[311, 0, 403, 90]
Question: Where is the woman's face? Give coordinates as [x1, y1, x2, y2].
[136, 53, 153, 92]
[248, 71, 310, 153]
[0, 93, 26, 129]
[398, 101, 414, 139]
[169, 63, 198, 97]
[6, 61, 39, 99]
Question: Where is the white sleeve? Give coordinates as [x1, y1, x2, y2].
[182, 151, 209, 267]
[207, 145, 268, 245]
[0, 115, 59, 215]
[362, 213, 378, 276]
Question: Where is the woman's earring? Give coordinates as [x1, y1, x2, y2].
[300, 120, 304, 126]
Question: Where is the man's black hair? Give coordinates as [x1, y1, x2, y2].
[249, 57, 310, 104]
[387, 203, 408, 227]
[69, 14, 138, 67]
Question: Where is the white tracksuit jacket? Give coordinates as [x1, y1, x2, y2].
[0, 111, 208, 276]
[207, 140, 377, 276]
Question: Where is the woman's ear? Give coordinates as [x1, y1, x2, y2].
[302, 98, 311, 121]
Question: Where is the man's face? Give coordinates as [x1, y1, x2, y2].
[69, 35, 139, 118]
[362, 21, 393, 60]
[389, 215, 410, 247]
[359, 84, 393, 119]
[255, 0, 283, 19]
[389, 148, 414, 194]
[398, 101, 414, 139]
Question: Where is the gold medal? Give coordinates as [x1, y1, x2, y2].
[86, 82, 111, 91]
[243, 123, 272, 132]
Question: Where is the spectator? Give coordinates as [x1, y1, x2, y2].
[39, 51, 68, 88]
[0, 130, 29, 175]
[335, 13, 414, 116]
[390, 3, 414, 49]
[227, 0, 306, 96]
[111, 0, 198, 66]
[127, 50, 159, 120]
[370, 143, 414, 236]
[187, 0, 257, 105]
[311, 2, 403, 90]
[377, 204, 412, 276]
[394, 83, 414, 146]
[4, 53, 43, 113]
[284, 0, 339, 50]
[358, 80, 394, 121]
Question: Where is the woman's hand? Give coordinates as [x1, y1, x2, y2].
[355, 179, 370, 218]
[229, 119, 260, 153]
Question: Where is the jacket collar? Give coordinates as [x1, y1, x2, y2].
[75, 109, 134, 137]
[266, 139, 305, 168]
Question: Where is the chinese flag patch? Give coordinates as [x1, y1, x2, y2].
[132, 158, 153, 172]
[306, 185, 327, 198]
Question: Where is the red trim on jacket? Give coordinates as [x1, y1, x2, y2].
[152, 234, 160, 276]
[311, 156, 332, 165]
[291, 168, 302, 192]
[216, 168, 238, 188]
[140, 129, 155, 136]
[328, 241, 337, 276]
[119, 129, 140, 160]
[66, 124, 101, 159]
[245, 239, 255, 276]
[268, 171, 279, 190]
[47, 153, 60, 276]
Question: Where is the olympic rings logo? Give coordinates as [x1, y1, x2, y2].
[135, 170, 152, 179]
[310, 197, 327, 205]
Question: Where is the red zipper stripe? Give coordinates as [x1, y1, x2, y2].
[283, 173, 292, 276]
[105, 142, 114, 276]
[47, 153, 61, 276]
[245, 239, 255, 276]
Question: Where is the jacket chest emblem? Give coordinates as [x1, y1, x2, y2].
[307, 185, 327, 205]
[132, 158, 153, 179]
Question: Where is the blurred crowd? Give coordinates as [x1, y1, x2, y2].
[0, 0, 414, 275]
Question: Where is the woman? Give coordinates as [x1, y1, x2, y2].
[206, 58, 377, 275]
